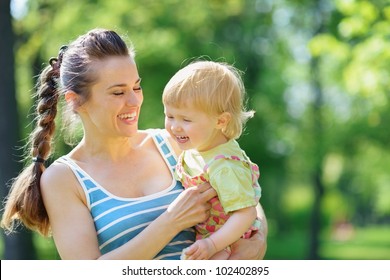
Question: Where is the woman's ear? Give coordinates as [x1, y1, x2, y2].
[65, 91, 82, 111]
[216, 112, 231, 129]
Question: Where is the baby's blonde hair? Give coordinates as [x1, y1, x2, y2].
[162, 60, 254, 139]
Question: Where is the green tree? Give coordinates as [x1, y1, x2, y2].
[0, 0, 36, 259]
[4, 0, 389, 260]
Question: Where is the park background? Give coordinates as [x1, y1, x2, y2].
[1, 0, 389, 259]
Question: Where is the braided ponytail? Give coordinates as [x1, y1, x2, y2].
[1, 47, 65, 236]
[1, 29, 133, 237]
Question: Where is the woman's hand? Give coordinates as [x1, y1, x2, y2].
[166, 183, 216, 231]
[229, 231, 267, 260]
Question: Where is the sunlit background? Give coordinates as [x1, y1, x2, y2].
[1, 0, 389, 259]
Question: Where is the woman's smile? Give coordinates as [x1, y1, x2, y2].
[118, 111, 138, 124]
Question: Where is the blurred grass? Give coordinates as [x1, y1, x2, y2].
[320, 226, 390, 260]
[33, 234, 60, 260]
[0, 233, 59, 260]
[265, 230, 309, 259]
[1, 225, 389, 259]
[265, 225, 390, 260]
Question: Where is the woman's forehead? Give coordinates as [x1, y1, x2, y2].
[93, 56, 139, 86]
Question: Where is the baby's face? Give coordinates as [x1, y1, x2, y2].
[164, 104, 223, 152]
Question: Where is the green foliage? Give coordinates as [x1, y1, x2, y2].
[7, 0, 390, 259]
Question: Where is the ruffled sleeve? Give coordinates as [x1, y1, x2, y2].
[208, 160, 257, 213]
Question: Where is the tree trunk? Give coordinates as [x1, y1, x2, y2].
[308, 53, 325, 259]
[307, 0, 328, 259]
[0, 0, 36, 260]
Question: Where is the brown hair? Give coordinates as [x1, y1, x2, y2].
[1, 29, 134, 236]
[162, 60, 254, 139]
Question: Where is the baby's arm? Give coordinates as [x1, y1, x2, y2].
[183, 206, 257, 260]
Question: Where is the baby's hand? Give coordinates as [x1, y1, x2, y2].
[181, 239, 217, 260]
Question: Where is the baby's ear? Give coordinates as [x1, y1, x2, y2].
[216, 112, 231, 129]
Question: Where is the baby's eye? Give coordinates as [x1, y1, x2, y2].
[183, 119, 192, 122]
[113, 91, 124, 96]
[134, 86, 142, 92]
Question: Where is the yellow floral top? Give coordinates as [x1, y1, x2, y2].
[175, 140, 262, 239]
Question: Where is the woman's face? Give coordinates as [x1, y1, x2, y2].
[79, 56, 143, 138]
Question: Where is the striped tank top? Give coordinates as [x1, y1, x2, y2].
[56, 129, 195, 259]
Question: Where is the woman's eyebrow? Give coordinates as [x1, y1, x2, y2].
[106, 78, 142, 90]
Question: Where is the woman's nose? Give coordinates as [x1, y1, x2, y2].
[126, 91, 141, 105]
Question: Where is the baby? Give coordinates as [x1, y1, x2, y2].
[163, 60, 262, 260]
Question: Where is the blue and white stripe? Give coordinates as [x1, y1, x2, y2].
[56, 129, 194, 259]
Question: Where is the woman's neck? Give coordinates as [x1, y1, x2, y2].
[72, 132, 147, 163]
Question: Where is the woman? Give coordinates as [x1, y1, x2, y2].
[1, 28, 267, 259]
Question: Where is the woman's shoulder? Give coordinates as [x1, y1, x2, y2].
[143, 129, 177, 145]
[42, 159, 71, 183]
[40, 158, 82, 198]
[142, 128, 181, 157]
[142, 128, 169, 137]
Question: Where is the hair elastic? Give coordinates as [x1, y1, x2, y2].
[32, 157, 45, 163]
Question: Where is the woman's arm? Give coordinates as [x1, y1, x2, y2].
[41, 163, 215, 259]
[102, 184, 215, 260]
[228, 203, 268, 260]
